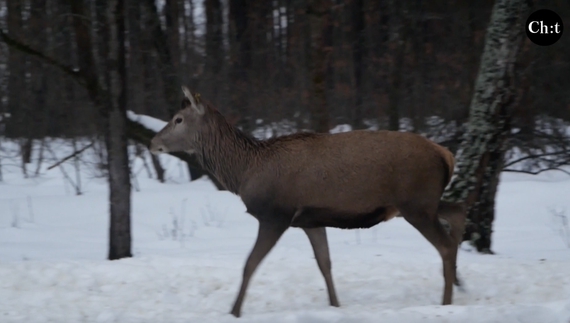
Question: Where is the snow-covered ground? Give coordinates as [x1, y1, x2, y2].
[1, 141, 570, 323]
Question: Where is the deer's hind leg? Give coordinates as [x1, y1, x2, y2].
[400, 205, 458, 305]
[437, 201, 467, 246]
[437, 201, 466, 287]
[303, 227, 340, 307]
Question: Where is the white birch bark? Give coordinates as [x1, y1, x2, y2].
[441, 0, 529, 252]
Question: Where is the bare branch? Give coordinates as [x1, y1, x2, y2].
[503, 150, 569, 168]
[47, 142, 95, 170]
[503, 167, 570, 176]
[0, 28, 84, 84]
[44, 145, 83, 195]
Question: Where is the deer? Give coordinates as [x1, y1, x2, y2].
[149, 86, 467, 317]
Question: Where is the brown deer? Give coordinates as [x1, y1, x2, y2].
[150, 87, 466, 317]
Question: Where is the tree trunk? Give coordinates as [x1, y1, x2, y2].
[104, 0, 132, 260]
[6, 0, 25, 138]
[29, 0, 47, 139]
[463, 138, 508, 252]
[181, 0, 197, 88]
[351, 0, 365, 129]
[68, 0, 132, 259]
[164, 0, 181, 71]
[127, 2, 145, 116]
[307, 0, 331, 133]
[386, 0, 407, 131]
[141, 0, 180, 117]
[409, 1, 425, 132]
[442, 0, 529, 253]
[150, 154, 166, 183]
[205, 0, 224, 100]
[229, 0, 252, 132]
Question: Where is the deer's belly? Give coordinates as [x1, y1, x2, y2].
[290, 205, 399, 229]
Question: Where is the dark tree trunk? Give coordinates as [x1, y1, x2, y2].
[142, 0, 180, 117]
[127, 2, 145, 115]
[164, 0, 181, 70]
[408, 1, 425, 132]
[187, 164, 209, 184]
[181, 0, 197, 88]
[386, 0, 407, 131]
[150, 154, 165, 183]
[229, 0, 252, 131]
[442, 0, 529, 253]
[205, 0, 224, 100]
[351, 0, 365, 129]
[68, 0, 132, 259]
[6, 0, 25, 138]
[104, 0, 132, 260]
[307, 0, 331, 133]
[21, 139, 33, 164]
[7, 0, 34, 175]
[29, 0, 47, 139]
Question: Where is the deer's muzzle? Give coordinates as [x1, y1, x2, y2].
[149, 137, 168, 154]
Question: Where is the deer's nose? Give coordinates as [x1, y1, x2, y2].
[149, 138, 167, 154]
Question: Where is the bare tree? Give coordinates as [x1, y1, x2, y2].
[2, 0, 133, 259]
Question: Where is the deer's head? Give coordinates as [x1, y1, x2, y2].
[150, 86, 205, 154]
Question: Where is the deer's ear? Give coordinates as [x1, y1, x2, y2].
[181, 86, 205, 115]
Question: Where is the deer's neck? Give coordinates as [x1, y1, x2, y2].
[196, 115, 260, 194]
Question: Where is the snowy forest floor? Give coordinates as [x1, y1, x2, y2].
[1, 141, 570, 323]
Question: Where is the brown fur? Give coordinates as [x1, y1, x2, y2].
[237, 129, 454, 225]
[427, 140, 456, 189]
[150, 88, 466, 317]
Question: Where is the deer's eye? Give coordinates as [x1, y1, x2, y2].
[175, 117, 183, 124]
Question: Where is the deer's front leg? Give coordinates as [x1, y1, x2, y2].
[230, 221, 288, 317]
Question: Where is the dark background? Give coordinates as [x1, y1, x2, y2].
[1, 0, 568, 140]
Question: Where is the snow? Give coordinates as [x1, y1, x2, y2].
[127, 110, 167, 132]
[329, 124, 352, 134]
[1, 140, 570, 323]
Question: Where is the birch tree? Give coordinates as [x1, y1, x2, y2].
[442, 0, 530, 253]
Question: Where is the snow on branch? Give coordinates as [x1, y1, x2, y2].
[126, 111, 167, 133]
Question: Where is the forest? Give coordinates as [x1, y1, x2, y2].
[1, 0, 569, 256]
[1, 0, 570, 321]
